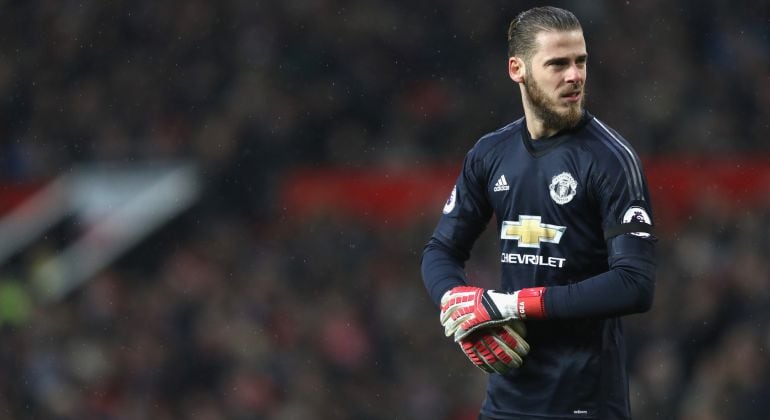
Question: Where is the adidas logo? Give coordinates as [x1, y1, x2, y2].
[493, 175, 510, 192]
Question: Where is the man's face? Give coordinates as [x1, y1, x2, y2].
[522, 30, 587, 131]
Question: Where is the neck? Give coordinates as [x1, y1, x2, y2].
[522, 105, 560, 139]
[520, 89, 557, 139]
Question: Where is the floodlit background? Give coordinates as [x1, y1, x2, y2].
[1, 1, 769, 419]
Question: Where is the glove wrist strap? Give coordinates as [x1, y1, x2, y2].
[514, 287, 547, 319]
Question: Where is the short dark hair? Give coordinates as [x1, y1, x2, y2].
[507, 6, 582, 60]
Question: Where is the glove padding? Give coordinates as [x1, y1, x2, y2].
[441, 285, 546, 341]
[459, 321, 530, 375]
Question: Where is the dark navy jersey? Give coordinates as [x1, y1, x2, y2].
[421, 111, 656, 419]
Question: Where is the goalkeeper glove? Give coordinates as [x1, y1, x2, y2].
[459, 321, 530, 375]
[440, 285, 546, 340]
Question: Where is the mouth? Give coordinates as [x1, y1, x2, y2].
[561, 91, 582, 103]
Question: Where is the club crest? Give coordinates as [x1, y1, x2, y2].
[549, 172, 577, 205]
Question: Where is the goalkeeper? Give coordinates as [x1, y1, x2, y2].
[420, 6, 656, 420]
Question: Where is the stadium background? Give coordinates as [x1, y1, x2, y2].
[1, 0, 769, 418]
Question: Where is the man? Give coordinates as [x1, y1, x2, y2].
[420, 6, 656, 420]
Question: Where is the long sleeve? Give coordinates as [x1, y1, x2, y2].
[544, 233, 656, 318]
[420, 237, 468, 306]
[420, 145, 493, 307]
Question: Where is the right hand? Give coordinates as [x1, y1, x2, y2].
[440, 285, 547, 341]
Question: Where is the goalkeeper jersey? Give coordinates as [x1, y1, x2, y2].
[421, 111, 656, 419]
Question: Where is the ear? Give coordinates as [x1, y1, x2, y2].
[508, 57, 525, 83]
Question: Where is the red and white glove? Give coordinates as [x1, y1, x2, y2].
[459, 321, 530, 374]
[440, 285, 546, 341]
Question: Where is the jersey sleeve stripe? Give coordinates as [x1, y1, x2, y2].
[586, 124, 638, 198]
[588, 120, 644, 200]
[593, 119, 644, 197]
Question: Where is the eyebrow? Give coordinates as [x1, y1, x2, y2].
[543, 54, 588, 66]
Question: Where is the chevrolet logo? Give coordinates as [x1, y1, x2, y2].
[500, 215, 566, 248]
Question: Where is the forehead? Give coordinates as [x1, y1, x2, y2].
[531, 30, 586, 61]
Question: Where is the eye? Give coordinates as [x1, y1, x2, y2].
[545, 59, 569, 70]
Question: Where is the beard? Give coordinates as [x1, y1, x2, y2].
[523, 76, 585, 133]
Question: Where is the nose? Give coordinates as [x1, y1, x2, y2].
[564, 64, 584, 85]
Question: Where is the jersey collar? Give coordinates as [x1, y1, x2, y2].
[521, 110, 594, 157]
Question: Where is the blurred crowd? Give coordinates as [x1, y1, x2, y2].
[1, 0, 769, 419]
